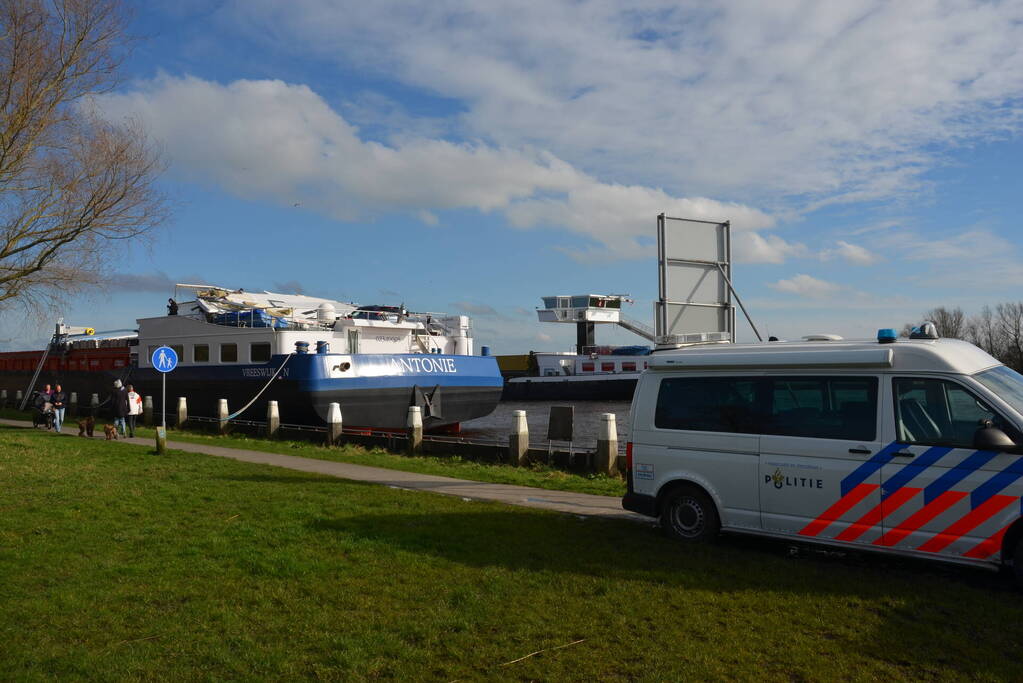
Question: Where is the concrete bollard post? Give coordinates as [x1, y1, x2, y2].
[509, 409, 529, 466]
[69, 392, 77, 417]
[90, 393, 99, 416]
[0, 389, 7, 408]
[16, 390, 23, 407]
[143, 395, 153, 426]
[407, 405, 423, 455]
[266, 400, 280, 439]
[217, 398, 229, 435]
[326, 402, 342, 446]
[176, 397, 187, 429]
[596, 413, 619, 477]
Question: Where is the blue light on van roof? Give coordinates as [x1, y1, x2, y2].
[877, 328, 897, 344]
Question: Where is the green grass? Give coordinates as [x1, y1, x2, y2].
[0, 407, 626, 496]
[2, 424, 1023, 680]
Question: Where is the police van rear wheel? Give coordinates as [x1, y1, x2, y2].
[660, 487, 719, 542]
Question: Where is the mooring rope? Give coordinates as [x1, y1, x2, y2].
[218, 353, 293, 421]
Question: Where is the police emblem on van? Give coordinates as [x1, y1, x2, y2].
[766, 468, 823, 489]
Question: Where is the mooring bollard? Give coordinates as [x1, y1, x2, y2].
[509, 409, 529, 466]
[266, 400, 280, 439]
[326, 402, 342, 446]
[69, 391, 77, 417]
[217, 399, 229, 435]
[176, 397, 187, 429]
[596, 413, 619, 477]
[407, 405, 423, 455]
[143, 395, 153, 426]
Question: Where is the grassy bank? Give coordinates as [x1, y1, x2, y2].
[2, 424, 1023, 680]
[0, 407, 625, 496]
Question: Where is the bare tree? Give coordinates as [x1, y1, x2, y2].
[996, 302, 1023, 371]
[965, 305, 1003, 359]
[0, 0, 165, 310]
[922, 306, 966, 339]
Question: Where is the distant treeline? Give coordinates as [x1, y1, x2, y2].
[904, 305, 1023, 371]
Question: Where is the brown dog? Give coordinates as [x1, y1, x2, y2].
[103, 423, 117, 440]
[77, 416, 95, 437]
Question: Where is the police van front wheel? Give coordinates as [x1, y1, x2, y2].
[660, 486, 720, 542]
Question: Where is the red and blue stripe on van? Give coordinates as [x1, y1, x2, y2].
[798, 442, 1023, 560]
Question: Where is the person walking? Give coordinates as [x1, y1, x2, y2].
[126, 384, 142, 438]
[51, 384, 67, 433]
[110, 379, 130, 437]
[39, 383, 55, 430]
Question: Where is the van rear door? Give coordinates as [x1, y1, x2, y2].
[759, 375, 888, 542]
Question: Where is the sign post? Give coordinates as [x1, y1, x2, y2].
[151, 346, 178, 454]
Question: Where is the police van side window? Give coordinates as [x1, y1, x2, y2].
[655, 377, 760, 434]
[894, 378, 1017, 448]
[764, 377, 877, 441]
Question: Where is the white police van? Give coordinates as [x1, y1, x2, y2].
[622, 324, 1023, 584]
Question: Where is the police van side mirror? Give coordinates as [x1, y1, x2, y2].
[973, 425, 1018, 451]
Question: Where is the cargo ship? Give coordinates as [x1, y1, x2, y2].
[0, 285, 503, 430]
[498, 294, 727, 400]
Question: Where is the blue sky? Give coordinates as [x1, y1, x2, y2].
[4, 0, 1023, 353]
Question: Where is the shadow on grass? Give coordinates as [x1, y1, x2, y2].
[309, 509, 1023, 678]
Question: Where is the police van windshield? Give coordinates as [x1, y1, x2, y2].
[975, 365, 1023, 417]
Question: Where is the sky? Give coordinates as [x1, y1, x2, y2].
[4, 0, 1023, 353]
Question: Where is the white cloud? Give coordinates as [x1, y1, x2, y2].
[223, 0, 1023, 206]
[820, 241, 878, 266]
[769, 274, 843, 299]
[734, 232, 808, 264]
[877, 227, 1023, 290]
[94, 75, 772, 260]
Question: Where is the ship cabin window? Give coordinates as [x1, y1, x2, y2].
[622, 361, 637, 372]
[194, 344, 210, 363]
[171, 345, 184, 361]
[250, 343, 271, 363]
[581, 362, 595, 372]
[601, 362, 616, 372]
[220, 343, 238, 363]
[542, 297, 557, 309]
[557, 297, 570, 308]
[571, 296, 589, 308]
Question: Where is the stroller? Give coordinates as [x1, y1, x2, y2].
[31, 391, 55, 430]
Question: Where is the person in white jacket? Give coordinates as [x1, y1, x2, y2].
[126, 384, 143, 438]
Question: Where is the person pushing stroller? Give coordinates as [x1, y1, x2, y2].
[31, 385, 55, 430]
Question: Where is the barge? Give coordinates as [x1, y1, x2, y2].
[0, 285, 503, 430]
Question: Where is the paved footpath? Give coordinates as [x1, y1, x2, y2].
[1, 418, 645, 523]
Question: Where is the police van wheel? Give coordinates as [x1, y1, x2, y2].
[660, 486, 719, 542]
[1013, 537, 1023, 588]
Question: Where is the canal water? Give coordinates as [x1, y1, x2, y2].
[459, 400, 632, 446]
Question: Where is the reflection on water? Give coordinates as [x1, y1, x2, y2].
[460, 400, 632, 445]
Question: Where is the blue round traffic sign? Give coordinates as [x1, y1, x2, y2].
[152, 346, 178, 373]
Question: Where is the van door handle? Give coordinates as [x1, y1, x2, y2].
[893, 451, 915, 458]
[848, 448, 871, 454]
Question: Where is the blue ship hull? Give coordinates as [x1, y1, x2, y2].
[5, 353, 503, 430]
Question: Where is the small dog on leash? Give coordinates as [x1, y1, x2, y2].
[77, 416, 95, 437]
[103, 423, 117, 440]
